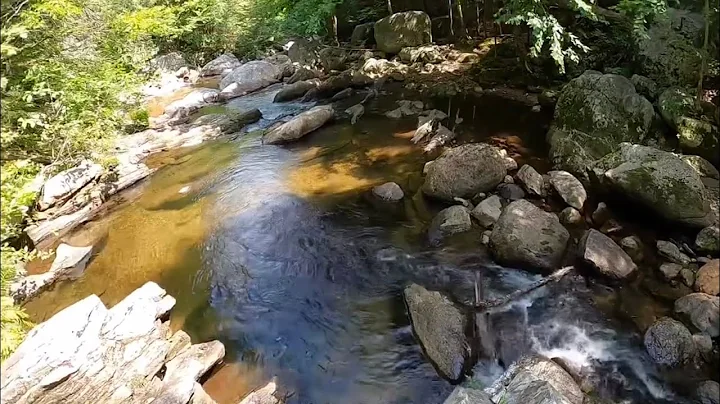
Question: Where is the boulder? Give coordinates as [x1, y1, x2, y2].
[630, 74, 658, 101]
[548, 170, 586, 210]
[639, 8, 704, 87]
[594, 143, 712, 227]
[681, 267, 696, 288]
[10, 243, 93, 304]
[547, 71, 655, 182]
[263, 105, 334, 145]
[498, 356, 584, 404]
[404, 284, 468, 381]
[38, 160, 103, 211]
[470, 195, 502, 228]
[374, 11, 432, 54]
[682, 155, 720, 180]
[316, 70, 353, 98]
[496, 183, 525, 201]
[318, 47, 348, 72]
[659, 263, 683, 281]
[148, 52, 187, 74]
[273, 80, 317, 102]
[192, 108, 262, 133]
[579, 229, 637, 279]
[372, 182, 404, 201]
[219, 61, 281, 99]
[644, 317, 696, 367]
[287, 67, 318, 84]
[658, 87, 719, 164]
[350, 22, 375, 46]
[399, 46, 443, 64]
[696, 381, 720, 404]
[620, 235, 644, 263]
[675, 293, 720, 337]
[489, 200, 569, 273]
[1, 282, 224, 404]
[559, 207, 583, 225]
[657, 240, 692, 266]
[360, 58, 409, 80]
[515, 164, 545, 196]
[696, 225, 720, 254]
[428, 205, 472, 245]
[164, 88, 220, 117]
[200, 53, 241, 77]
[422, 144, 507, 201]
[443, 386, 493, 404]
[695, 259, 719, 295]
[287, 38, 320, 66]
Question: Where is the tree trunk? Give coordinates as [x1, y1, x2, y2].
[449, 0, 455, 37]
[387, 0, 393, 14]
[454, 0, 469, 39]
[696, 0, 710, 109]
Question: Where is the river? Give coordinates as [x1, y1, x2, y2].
[24, 83, 708, 404]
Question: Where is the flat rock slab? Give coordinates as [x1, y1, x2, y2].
[579, 229, 637, 279]
[404, 284, 468, 382]
[0, 282, 224, 404]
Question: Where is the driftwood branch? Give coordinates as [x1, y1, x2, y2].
[472, 266, 574, 312]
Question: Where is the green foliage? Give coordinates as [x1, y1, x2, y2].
[615, 0, 667, 35]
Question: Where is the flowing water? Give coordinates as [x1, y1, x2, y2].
[25, 84, 709, 403]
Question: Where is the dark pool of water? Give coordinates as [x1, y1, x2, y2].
[24, 85, 705, 404]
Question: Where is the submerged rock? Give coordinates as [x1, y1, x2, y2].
[263, 105, 334, 145]
[404, 284, 468, 382]
[422, 143, 506, 202]
[548, 71, 655, 182]
[515, 164, 545, 196]
[489, 200, 569, 273]
[548, 170, 586, 210]
[695, 259, 719, 295]
[200, 53, 242, 77]
[644, 317, 696, 367]
[192, 108, 262, 133]
[372, 182, 404, 201]
[374, 11, 432, 54]
[675, 293, 720, 337]
[470, 195, 502, 228]
[580, 229, 637, 279]
[595, 143, 712, 227]
[428, 205, 472, 245]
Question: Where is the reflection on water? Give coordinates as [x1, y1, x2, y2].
[23, 89, 697, 404]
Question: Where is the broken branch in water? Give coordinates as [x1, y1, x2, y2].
[472, 266, 574, 312]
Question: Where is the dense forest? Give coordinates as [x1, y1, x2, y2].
[0, 0, 718, 371]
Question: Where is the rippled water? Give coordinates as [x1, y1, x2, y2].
[25, 85, 706, 403]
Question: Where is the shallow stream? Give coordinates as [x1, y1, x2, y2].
[24, 84, 709, 404]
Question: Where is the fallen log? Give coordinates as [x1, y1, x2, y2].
[472, 266, 574, 312]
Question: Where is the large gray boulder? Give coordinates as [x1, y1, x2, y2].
[219, 61, 281, 99]
[404, 284, 468, 382]
[428, 205, 472, 245]
[579, 229, 637, 279]
[38, 160, 103, 211]
[497, 356, 584, 404]
[200, 53, 241, 77]
[263, 106, 334, 145]
[374, 11, 432, 54]
[547, 71, 655, 182]
[594, 143, 712, 227]
[489, 200, 569, 273]
[644, 317, 696, 367]
[658, 87, 719, 165]
[675, 293, 720, 337]
[422, 144, 507, 202]
[639, 8, 704, 87]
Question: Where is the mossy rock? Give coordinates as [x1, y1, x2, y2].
[658, 87, 719, 165]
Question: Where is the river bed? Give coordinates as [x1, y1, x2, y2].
[24, 84, 707, 403]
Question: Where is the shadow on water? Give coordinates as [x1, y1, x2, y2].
[23, 86, 697, 404]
